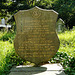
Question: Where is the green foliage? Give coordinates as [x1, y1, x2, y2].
[0, 31, 4, 39]
[0, 41, 13, 74]
[50, 27, 75, 74]
[50, 52, 75, 75]
[3, 48, 25, 74]
[52, 0, 75, 29]
[6, 49, 25, 66]
[0, 31, 15, 43]
[0, 0, 7, 17]
[0, 41, 25, 75]
[58, 28, 75, 57]
[50, 27, 75, 75]
[0, 0, 74, 29]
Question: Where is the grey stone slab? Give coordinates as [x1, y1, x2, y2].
[9, 63, 66, 75]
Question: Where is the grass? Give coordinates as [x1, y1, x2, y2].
[58, 29, 75, 57]
[0, 41, 13, 74]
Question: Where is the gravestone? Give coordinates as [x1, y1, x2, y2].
[56, 18, 65, 32]
[1, 18, 5, 25]
[14, 6, 60, 65]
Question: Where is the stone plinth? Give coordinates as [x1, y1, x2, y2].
[9, 63, 66, 75]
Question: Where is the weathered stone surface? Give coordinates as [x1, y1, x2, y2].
[56, 18, 65, 32]
[14, 6, 60, 65]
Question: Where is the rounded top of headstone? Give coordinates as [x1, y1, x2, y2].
[59, 18, 64, 23]
[14, 6, 58, 16]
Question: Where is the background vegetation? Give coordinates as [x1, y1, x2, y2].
[0, 0, 75, 29]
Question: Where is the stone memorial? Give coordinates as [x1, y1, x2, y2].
[1, 18, 5, 25]
[56, 18, 65, 32]
[14, 6, 60, 66]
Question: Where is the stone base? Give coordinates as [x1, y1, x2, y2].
[9, 63, 66, 75]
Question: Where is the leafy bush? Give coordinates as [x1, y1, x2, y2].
[50, 52, 75, 75]
[0, 41, 25, 75]
[54, 27, 75, 75]
[0, 41, 13, 74]
[58, 28, 75, 57]
[2, 48, 25, 75]
[0, 31, 15, 43]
